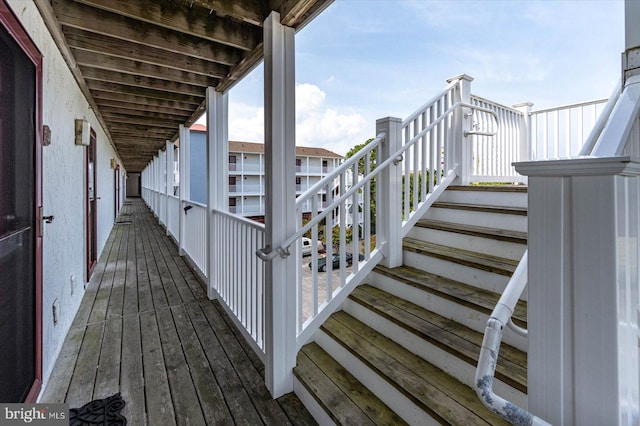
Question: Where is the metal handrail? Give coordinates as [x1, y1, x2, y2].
[256, 101, 498, 261]
[475, 251, 551, 425]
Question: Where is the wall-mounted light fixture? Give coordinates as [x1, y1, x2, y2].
[110, 158, 117, 169]
[74, 119, 90, 146]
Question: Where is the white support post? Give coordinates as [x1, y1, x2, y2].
[165, 140, 173, 236]
[178, 124, 190, 256]
[446, 74, 473, 185]
[624, 0, 640, 82]
[513, 102, 533, 162]
[376, 117, 403, 268]
[263, 10, 297, 399]
[206, 87, 228, 300]
[153, 155, 159, 216]
[516, 157, 640, 425]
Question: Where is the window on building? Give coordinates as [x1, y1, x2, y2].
[229, 155, 237, 171]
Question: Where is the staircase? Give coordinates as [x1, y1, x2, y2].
[294, 185, 529, 425]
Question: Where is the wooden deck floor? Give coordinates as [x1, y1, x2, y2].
[41, 199, 316, 425]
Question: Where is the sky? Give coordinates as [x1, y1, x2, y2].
[198, 0, 625, 157]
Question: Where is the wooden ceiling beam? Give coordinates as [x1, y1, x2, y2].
[72, 49, 220, 87]
[52, 0, 247, 63]
[172, 0, 267, 26]
[101, 113, 181, 129]
[91, 90, 197, 112]
[64, 27, 230, 76]
[279, 0, 331, 28]
[82, 68, 205, 98]
[86, 80, 204, 105]
[109, 124, 175, 135]
[72, 0, 260, 51]
[98, 105, 190, 121]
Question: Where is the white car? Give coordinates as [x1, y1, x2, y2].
[301, 237, 324, 256]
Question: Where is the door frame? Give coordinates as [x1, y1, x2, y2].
[0, 0, 44, 402]
[114, 164, 120, 219]
[86, 128, 97, 278]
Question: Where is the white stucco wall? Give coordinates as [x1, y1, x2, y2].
[7, 0, 126, 395]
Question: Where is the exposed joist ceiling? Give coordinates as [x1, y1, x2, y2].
[36, 0, 332, 172]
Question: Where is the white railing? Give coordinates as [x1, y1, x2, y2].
[469, 95, 525, 183]
[530, 98, 608, 160]
[258, 77, 499, 347]
[167, 195, 180, 239]
[182, 201, 207, 276]
[158, 193, 167, 226]
[211, 209, 266, 358]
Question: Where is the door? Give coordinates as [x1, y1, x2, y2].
[86, 129, 97, 278]
[114, 164, 120, 219]
[0, 1, 43, 402]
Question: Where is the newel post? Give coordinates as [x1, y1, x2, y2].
[263, 11, 297, 398]
[206, 87, 228, 299]
[376, 117, 403, 268]
[447, 74, 473, 185]
[515, 157, 640, 424]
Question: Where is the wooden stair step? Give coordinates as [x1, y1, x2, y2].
[322, 311, 511, 426]
[403, 238, 519, 277]
[349, 285, 527, 393]
[415, 219, 528, 245]
[373, 264, 527, 328]
[432, 201, 528, 216]
[447, 185, 528, 193]
[294, 343, 407, 426]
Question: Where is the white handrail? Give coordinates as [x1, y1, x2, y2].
[475, 252, 551, 425]
[579, 81, 621, 155]
[257, 101, 498, 261]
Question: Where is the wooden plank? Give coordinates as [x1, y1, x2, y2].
[88, 225, 124, 324]
[69, 38, 227, 79]
[39, 325, 85, 403]
[350, 285, 527, 392]
[101, 112, 182, 130]
[92, 90, 197, 112]
[120, 315, 146, 425]
[185, 301, 264, 425]
[403, 238, 518, 276]
[106, 224, 129, 319]
[82, 68, 206, 97]
[53, 0, 249, 61]
[143, 215, 184, 307]
[139, 311, 176, 425]
[174, 0, 267, 26]
[86, 80, 203, 105]
[134, 204, 155, 313]
[65, 323, 104, 408]
[294, 350, 376, 426]
[122, 218, 139, 316]
[275, 392, 318, 426]
[415, 219, 528, 244]
[74, 0, 260, 50]
[139, 209, 169, 310]
[327, 312, 509, 425]
[155, 307, 207, 425]
[72, 226, 117, 327]
[93, 317, 123, 399]
[301, 343, 406, 425]
[172, 304, 234, 424]
[201, 300, 293, 425]
[98, 105, 190, 122]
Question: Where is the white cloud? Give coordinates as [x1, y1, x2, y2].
[225, 83, 370, 156]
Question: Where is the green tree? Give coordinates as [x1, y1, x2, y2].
[345, 138, 377, 233]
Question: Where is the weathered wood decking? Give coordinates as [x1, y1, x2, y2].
[41, 199, 315, 425]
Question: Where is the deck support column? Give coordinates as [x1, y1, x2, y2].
[178, 124, 190, 256]
[263, 10, 297, 398]
[516, 157, 640, 425]
[206, 88, 228, 299]
[165, 140, 173, 236]
[625, 0, 640, 84]
[376, 116, 403, 268]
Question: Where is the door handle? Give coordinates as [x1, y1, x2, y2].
[43, 215, 54, 223]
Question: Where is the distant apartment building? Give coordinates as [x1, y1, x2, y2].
[189, 125, 343, 221]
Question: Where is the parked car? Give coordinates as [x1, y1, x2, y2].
[301, 237, 324, 256]
[309, 252, 364, 272]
